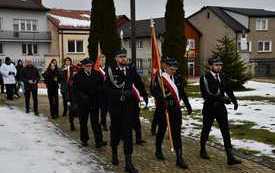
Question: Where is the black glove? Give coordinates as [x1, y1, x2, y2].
[123, 89, 132, 98]
[234, 103, 238, 110]
[221, 96, 231, 104]
[143, 96, 149, 107]
[8, 72, 15, 76]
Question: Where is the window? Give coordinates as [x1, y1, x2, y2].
[256, 18, 268, 31]
[67, 40, 84, 53]
[22, 43, 38, 55]
[257, 41, 272, 52]
[137, 40, 143, 48]
[0, 43, 3, 54]
[13, 19, 19, 31]
[13, 19, 38, 32]
[187, 39, 195, 50]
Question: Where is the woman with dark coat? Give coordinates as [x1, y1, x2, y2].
[15, 59, 24, 97]
[43, 60, 60, 119]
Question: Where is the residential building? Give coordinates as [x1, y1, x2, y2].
[188, 6, 275, 76]
[48, 9, 129, 65]
[0, 0, 51, 68]
[120, 18, 201, 78]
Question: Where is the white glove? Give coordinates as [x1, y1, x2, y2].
[67, 102, 71, 106]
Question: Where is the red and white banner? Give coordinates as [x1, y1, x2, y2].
[161, 72, 180, 107]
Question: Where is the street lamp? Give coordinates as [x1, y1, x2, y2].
[130, 0, 136, 66]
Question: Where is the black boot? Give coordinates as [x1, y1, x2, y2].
[176, 149, 188, 169]
[112, 147, 119, 165]
[227, 149, 242, 165]
[125, 155, 138, 173]
[155, 143, 165, 160]
[200, 146, 210, 160]
[70, 123, 75, 131]
[96, 140, 107, 148]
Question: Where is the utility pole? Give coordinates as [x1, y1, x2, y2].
[130, 0, 136, 66]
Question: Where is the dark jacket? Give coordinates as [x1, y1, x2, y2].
[21, 65, 40, 88]
[73, 69, 102, 106]
[42, 68, 60, 90]
[105, 64, 148, 105]
[200, 71, 237, 106]
[150, 71, 191, 110]
[16, 64, 24, 81]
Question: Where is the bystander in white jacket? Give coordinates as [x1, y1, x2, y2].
[0, 63, 17, 85]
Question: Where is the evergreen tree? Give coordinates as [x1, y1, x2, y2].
[88, 0, 103, 61]
[88, 0, 121, 66]
[212, 35, 251, 89]
[162, 0, 187, 79]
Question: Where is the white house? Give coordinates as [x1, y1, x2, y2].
[0, 0, 51, 68]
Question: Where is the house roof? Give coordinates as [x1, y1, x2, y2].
[188, 6, 275, 33]
[120, 17, 201, 39]
[188, 6, 249, 33]
[0, 0, 48, 11]
[48, 9, 129, 30]
[208, 6, 249, 33]
[221, 6, 275, 17]
[48, 9, 91, 30]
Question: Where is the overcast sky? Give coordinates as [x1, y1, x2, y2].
[43, 0, 275, 19]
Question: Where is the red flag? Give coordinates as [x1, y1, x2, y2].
[151, 20, 161, 81]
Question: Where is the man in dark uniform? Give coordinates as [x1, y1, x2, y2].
[151, 57, 192, 169]
[105, 48, 146, 173]
[21, 58, 40, 115]
[150, 59, 167, 136]
[73, 58, 107, 148]
[199, 56, 241, 165]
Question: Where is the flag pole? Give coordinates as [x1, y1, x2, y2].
[151, 19, 174, 152]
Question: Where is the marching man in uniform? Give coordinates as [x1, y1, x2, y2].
[151, 57, 192, 169]
[199, 56, 242, 165]
[105, 48, 147, 173]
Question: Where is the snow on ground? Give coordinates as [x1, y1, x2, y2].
[210, 128, 275, 158]
[143, 80, 275, 158]
[0, 107, 110, 173]
[235, 81, 275, 97]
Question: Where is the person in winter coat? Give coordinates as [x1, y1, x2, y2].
[21, 58, 40, 115]
[0, 57, 17, 100]
[0, 59, 5, 94]
[43, 60, 60, 119]
[60, 57, 78, 130]
[15, 59, 24, 97]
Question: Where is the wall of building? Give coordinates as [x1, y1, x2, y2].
[185, 22, 201, 77]
[189, 9, 237, 73]
[59, 30, 89, 64]
[0, 9, 48, 32]
[48, 20, 59, 57]
[248, 17, 275, 60]
[0, 42, 49, 65]
[0, 9, 50, 68]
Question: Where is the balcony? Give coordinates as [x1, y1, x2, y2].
[0, 31, 51, 42]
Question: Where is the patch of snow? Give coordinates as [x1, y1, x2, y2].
[235, 81, 275, 97]
[50, 14, 90, 28]
[0, 107, 110, 173]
